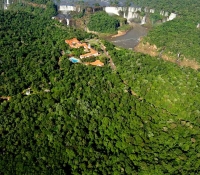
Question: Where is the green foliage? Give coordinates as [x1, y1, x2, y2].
[24, 0, 50, 5]
[9, 0, 57, 18]
[109, 47, 200, 119]
[132, 0, 200, 15]
[150, 13, 163, 23]
[81, 56, 96, 63]
[0, 10, 92, 96]
[145, 17, 200, 61]
[70, 10, 85, 19]
[1, 4, 200, 175]
[131, 0, 200, 62]
[110, 0, 119, 6]
[88, 11, 120, 33]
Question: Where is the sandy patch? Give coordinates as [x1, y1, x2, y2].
[111, 31, 128, 38]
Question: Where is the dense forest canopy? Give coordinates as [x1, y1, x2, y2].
[8, 0, 57, 18]
[132, 0, 200, 15]
[87, 11, 120, 33]
[1, 0, 200, 174]
[144, 17, 200, 61]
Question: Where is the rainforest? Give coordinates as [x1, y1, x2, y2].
[0, 0, 200, 174]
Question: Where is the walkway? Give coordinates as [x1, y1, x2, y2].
[101, 43, 116, 70]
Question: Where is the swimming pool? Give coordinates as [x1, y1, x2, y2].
[69, 57, 80, 63]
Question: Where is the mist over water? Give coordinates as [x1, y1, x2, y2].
[57, 0, 136, 7]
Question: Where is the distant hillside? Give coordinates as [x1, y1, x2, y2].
[132, 0, 200, 15]
[8, 0, 56, 17]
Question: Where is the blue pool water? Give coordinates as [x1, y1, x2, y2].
[69, 57, 80, 63]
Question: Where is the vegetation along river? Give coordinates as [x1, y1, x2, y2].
[107, 23, 148, 49]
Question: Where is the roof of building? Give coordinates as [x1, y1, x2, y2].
[65, 38, 80, 48]
[65, 38, 99, 59]
[89, 60, 104, 66]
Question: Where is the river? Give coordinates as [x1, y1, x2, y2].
[107, 23, 148, 49]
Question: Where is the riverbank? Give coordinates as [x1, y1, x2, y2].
[134, 41, 200, 70]
[85, 27, 128, 39]
[107, 23, 148, 49]
[85, 22, 134, 38]
[111, 30, 128, 38]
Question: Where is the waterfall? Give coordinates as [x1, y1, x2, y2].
[160, 10, 165, 16]
[150, 9, 155, 13]
[128, 7, 136, 12]
[59, 5, 76, 12]
[104, 7, 120, 15]
[167, 13, 176, 21]
[141, 16, 146, 25]
[164, 12, 169, 16]
[144, 7, 148, 13]
[66, 18, 69, 26]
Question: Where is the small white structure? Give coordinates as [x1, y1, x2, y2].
[197, 23, 200, 29]
[25, 88, 31, 96]
[167, 13, 176, 21]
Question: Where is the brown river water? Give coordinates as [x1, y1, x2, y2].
[107, 23, 148, 49]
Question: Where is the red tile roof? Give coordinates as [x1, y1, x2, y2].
[65, 38, 99, 59]
[89, 60, 104, 67]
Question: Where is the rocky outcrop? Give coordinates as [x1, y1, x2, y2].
[134, 41, 158, 56]
[134, 41, 200, 70]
